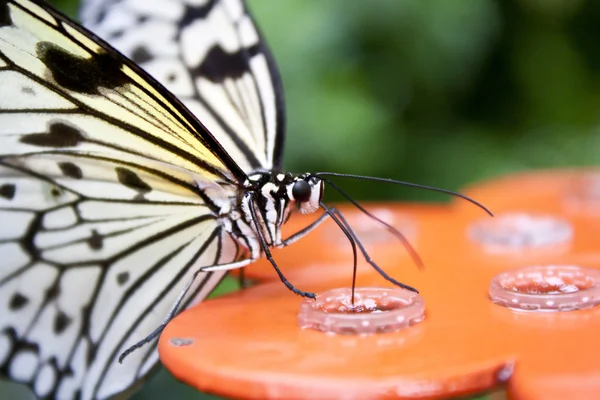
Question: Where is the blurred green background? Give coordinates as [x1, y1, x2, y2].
[11, 0, 600, 398]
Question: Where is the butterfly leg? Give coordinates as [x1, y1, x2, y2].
[277, 204, 417, 294]
[328, 207, 419, 293]
[271, 204, 359, 298]
[277, 210, 331, 247]
[237, 267, 251, 289]
[203, 211, 334, 295]
[244, 196, 317, 299]
[119, 258, 255, 363]
[201, 261, 258, 291]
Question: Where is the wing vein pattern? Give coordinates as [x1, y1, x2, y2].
[0, 0, 273, 398]
[81, 0, 286, 173]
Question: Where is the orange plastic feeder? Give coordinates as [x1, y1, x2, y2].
[158, 168, 600, 399]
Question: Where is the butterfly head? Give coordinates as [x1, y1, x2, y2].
[244, 172, 324, 219]
[288, 174, 324, 214]
[241, 172, 323, 246]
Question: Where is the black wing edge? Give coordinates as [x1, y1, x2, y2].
[241, 0, 286, 171]
[21, 0, 249, 183]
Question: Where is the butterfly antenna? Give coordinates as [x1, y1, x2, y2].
[320, 177, 424, 269]
[315, 172, 494, 217]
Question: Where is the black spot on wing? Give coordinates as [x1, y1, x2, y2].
[0, 183, 16, 199]
[131, 46, 152, 64]
[20, 122, 84, 148]
[50, 186, 63, 199]
[111, 29, 125, 39]
[36, 42, 128, 95]
[116, 167, 152, 193]
[180, 0, 215, 26]
[53, 310, 72, 335]
[195, 45, 259, 83]
[88, 229, 103, 250]
[116, 271, 129, 285]
[58, 162, 83, 179]
[9, 293, 29, 310]
[0, 1, 11, 27]
[21, 86, 35, 95]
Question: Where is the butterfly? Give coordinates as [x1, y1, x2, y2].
[0, 0, 491, 399]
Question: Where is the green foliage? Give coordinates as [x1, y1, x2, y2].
[249, 0, 600, 204]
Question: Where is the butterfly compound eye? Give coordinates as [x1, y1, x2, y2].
[292, 180, 312, 203]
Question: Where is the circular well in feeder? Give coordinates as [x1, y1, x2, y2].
[298, 287, 425, 334]
[489, 265, 600, 312]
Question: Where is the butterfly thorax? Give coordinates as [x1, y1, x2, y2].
[222, 171, 323, 255]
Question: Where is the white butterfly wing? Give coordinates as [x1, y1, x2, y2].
[0, 0, 244, 398]
[81, 0, 287, 174]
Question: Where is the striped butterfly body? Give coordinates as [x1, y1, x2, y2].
[0, 0, 329, 398]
